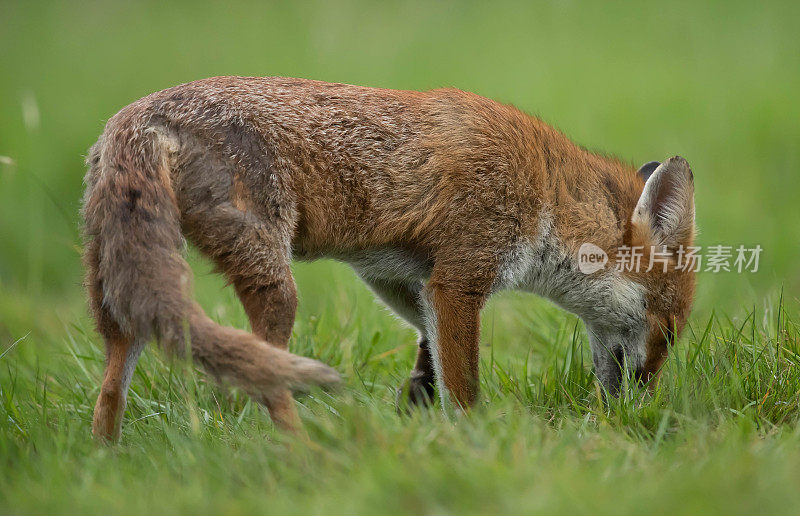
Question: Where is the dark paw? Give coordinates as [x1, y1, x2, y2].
[395, 370, 436, 414]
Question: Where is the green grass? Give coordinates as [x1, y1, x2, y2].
[2, 267, 800, 514]
[2, 0, 800, 514]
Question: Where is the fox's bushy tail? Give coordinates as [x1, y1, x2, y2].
[82, 116, 339, 397]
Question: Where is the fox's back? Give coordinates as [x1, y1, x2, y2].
[98, 76, 631, 259]
[104, 77, 544, 252]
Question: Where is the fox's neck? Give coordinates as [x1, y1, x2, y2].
[497, 120, 645, 318]
[519, 117, 644, 254]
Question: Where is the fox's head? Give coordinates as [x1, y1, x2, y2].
[584, 156, 696, 395]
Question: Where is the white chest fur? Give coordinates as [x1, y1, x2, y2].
[494, 213, 645, 326]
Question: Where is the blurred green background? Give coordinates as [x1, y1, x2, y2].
[2, 2, 800, 513]
[1, 0, 799, 337]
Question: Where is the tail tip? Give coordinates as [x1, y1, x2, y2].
[289, 356, 342, 391]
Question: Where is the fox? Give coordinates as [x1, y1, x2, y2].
[82, 76, 696, 441]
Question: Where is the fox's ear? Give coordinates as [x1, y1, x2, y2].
[637, 161, 661, 182]
[632, 156, 695, 249]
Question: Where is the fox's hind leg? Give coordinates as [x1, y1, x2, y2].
[234, 271, 302, 431]
[178, 154, 305, 431]
[92, 332, 145, 441]
[85, 241, 145, 442]
[189, 218, 304, 432]
[357, 276, 436, 410]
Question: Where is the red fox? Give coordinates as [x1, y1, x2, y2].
[82, 77, 696, 441]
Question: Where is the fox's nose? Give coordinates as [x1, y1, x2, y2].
[632, 365, 662, 391]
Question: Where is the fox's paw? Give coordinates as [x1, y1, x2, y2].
[395, 370, 436, 414]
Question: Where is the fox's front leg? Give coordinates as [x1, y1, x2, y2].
[400, 340, 436, 408]
[356, 276, 437, 409]
[422, 282, 485, 410]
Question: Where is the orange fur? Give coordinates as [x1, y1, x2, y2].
[82, 77, 696, 439]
